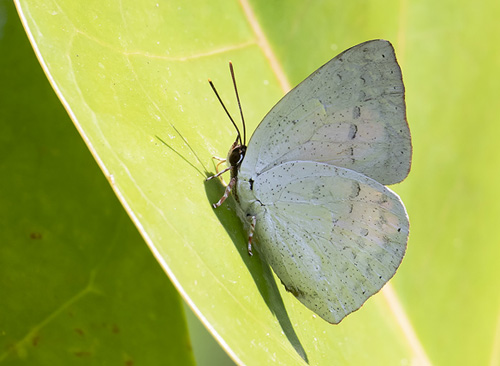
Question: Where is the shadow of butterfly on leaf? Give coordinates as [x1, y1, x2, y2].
[155, 129, 308, 362]
[204, 170, 309, 363]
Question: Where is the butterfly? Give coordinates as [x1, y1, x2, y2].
[207, 40, 411, 324]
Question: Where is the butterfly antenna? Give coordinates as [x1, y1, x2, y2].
[208, 78, 242, 146]
[229, 62, 247, 145]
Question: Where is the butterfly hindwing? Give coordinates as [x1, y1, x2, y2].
[238, 161, 409, 324]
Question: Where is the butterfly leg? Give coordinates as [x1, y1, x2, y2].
[246, 215, 257, 256]
[212, 177, 236, 208]
[215, 158, 228, 185]
[206, 166, 231, 181]
[207, 157, 228, 185]
[212, 156, 226, 168]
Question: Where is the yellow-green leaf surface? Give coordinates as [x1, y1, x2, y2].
[12, 0, 500, 365]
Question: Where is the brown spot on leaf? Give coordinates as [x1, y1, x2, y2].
[74, 351, 92, 357]
[32, 335, 40, 346]
[30, 232, 42, 240]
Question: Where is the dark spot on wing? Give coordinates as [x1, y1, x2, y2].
[353, 106, 361, 119]
[350, 182, 361, 198]
[348, 124, 358, 139]
[282, 280, 304, 298]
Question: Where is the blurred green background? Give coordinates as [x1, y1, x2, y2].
[1, 0, 499, 365]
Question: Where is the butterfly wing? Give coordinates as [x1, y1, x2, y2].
[240, 39, 411, 185]
[241, 161, 409, 324]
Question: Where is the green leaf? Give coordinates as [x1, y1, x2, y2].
[0, 1, 193, 365]
[9, 0, 500, 365]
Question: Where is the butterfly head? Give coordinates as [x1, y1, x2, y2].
[227, 141, 246, 179]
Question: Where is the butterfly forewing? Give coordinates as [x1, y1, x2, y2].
[240, 39, 411, 185]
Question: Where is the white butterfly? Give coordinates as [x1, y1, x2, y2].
[208, 39, 411, 324]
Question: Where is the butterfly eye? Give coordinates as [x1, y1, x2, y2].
[228, 145, 246, 167]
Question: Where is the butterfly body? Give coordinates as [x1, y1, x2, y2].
[212, 39, 411, 324]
